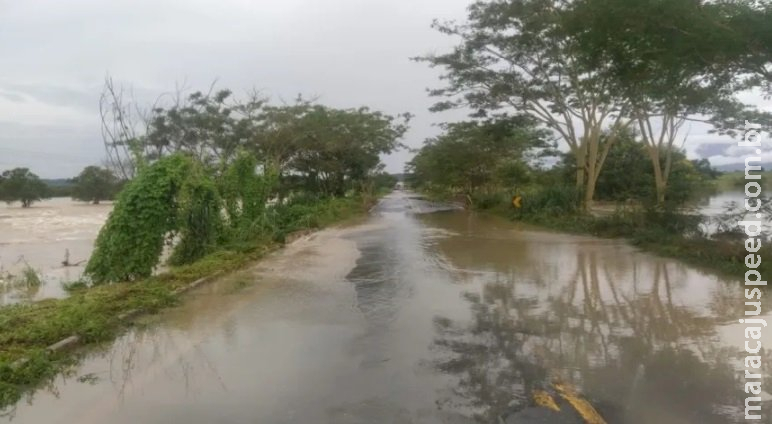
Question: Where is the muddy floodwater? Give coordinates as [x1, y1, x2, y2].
[0, 198, 111, 304]
[1, 192, 769, 423]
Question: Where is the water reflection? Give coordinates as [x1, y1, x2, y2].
[421, 211, 772, 423]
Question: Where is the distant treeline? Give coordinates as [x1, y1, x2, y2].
[43, 178, 75, 197]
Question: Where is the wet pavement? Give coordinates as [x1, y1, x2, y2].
[1, 192, 769, 423]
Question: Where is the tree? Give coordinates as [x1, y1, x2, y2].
[0, 168, 49, 207]
[415, 0, 632, 209]
[100, 77, 268, 179]
[143, 89, 246, 167]
[99, 80, 408, 201]
[71, 166, 119, 204]
[407, 117, 546, 195]
[565, 0, 772, 203]
[559, 129, 712, 205]
[282, 104, 409, 197]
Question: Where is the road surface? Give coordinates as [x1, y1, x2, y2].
[1, 192, 766, 423]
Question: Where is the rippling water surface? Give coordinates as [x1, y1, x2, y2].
[0, 198, 111, 303]
[1, 192, 770, 423]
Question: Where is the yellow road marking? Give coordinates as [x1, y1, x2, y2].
[533, 389, 561, 412]
[553, 382, 608, 424]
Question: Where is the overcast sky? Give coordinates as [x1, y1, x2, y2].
[0, 0, 769, 178]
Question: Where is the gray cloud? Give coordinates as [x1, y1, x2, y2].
[0, 0, 767, 178]
[0, 83, 99, 112]
[0, 91, 25, 103]
[695, 142, 734, 158]
[0, 0, 471, 178]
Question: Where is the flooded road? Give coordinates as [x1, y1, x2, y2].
[1, 192, 768, 423]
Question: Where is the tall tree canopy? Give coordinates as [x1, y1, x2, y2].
[407, 117, 547, 195]
[282, 104, 409, 196]
[564, 0, 772, 203]
[71, 166, 119, 204]
[418, 0, 772, 206]
[415, 0, 632, 207]
[0, 168, 49, 208]
[100, 82, 408, 199]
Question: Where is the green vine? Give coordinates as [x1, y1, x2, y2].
[85, 154, 193, 283]
[85, 152, 280, 284]
[168, 173, 222, 266]
[219, 152, 277, 240]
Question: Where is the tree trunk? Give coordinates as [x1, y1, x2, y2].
[575, 144, 587, 191]
[647, 147, 666, 205]
[584, 177, 596, 210]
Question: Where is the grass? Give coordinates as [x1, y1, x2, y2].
[714, 171, 772, 192]
[0, 194, 373, 411]
[504, 202, 772, 278]
[427, 183, 772, 280]
[17, 266, 41, 289]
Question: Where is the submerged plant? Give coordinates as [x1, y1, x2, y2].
[17, 265, 41, 288]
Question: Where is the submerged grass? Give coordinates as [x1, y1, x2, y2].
[504, 201, 772, 279]
[0, 195, 371, 412]
[516, 211, 771, 278]
[436, 184, 772, 280]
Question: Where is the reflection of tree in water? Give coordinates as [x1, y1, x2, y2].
[112, 328, 226, 398]
[432, 249, 759, 423]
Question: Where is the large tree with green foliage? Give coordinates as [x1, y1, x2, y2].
[407, 117, 547, 197]
[415, 0, 633, 208]
[0, 168, 49, 208]
[558, 129, 714, 205]
[565, 0, 772, 203]
[71, 166, 119, 204]
[89, 81, 408, 283]
[100, 82, 408, 200]
[280, 104, 409, 197]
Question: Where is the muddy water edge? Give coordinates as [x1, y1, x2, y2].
[0, 198, 111, 303]
[0, 192, 767, 424]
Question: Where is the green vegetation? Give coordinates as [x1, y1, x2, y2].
[71, 166, 120, 204]
[715, 171, 772, 192]
[87, 88, 407, 284]
[85, 155, 204, 283]
[0, 194, 368, 410]
[415, 0, 771, 209]
[0, 168, 50, 208]
[17, 266, 42, 289]
[0, 83, 404, 410]
[410, 0, 772, 278]
[42, 179, 75, 198]
[407, 118, 549, 205]
[410, 126, 769, 278]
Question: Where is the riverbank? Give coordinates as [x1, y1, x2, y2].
[418, 186, 770, 280]
[0, 195, 373, 411]
[500, 203, 771, 280]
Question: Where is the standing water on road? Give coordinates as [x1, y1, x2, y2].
[1, 192, 766, 423]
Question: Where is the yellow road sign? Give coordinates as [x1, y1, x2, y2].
[512, 195, 522, 208]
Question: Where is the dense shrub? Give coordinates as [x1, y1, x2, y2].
[515, 185, 582, 218]
[85, 155, 194, 283]
[168, 176, 223, 266]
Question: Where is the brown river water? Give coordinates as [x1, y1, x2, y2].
[0, 198, 111, 304]
[0, 192, 770, 423]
